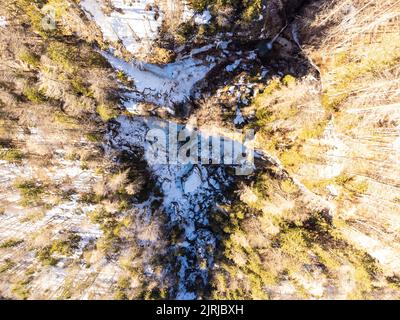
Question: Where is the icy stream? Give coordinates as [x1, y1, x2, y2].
[105, 117, 236, 299]
[80, 0, 250, 299]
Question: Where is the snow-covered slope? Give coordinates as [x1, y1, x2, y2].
[102, 51, 214, 112]
[80, 0, 162, 55]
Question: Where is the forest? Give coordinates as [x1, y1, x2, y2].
[0, 0, 399, 300]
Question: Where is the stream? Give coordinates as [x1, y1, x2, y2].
[80, 0, 260, 299]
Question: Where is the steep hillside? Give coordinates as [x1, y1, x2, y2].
[210, 0, 400, 299]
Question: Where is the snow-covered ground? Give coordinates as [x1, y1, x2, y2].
[102, 51, 214, 112]
[0, 16, 7, 28]
[105, 116, 233, 299]
[0, 158, 105, 299]
[194, 10, 212, 25]
[80, 0, 221, 113]
[80, 0, 162, 55]
[319, 119, 348, 179]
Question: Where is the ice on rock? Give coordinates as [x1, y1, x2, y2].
[102, 51, 214, 111]
[0, 16, 7, 28]
[194, 10, 212, 25]
[234, 108, 245, 125]
[183, 166, 203, 194]
[226, 59, 242, 72]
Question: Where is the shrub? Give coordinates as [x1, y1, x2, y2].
[96, 104, 118, 122]
[280, 179, 298, 194]
[114, 277, 130, 300]
[282, 74, 296, 86]
[335, 174, 369, 197]
[0, 259, 15, 274]
[242, 0, 262, 22]
[116, 71, 133, 87]
[54, 111, 79, 129]
[71, 79, 93, 97]
[259, 78, 281, 96]
[23, 88, 47, 103]
[279, 228, 309, 259]
[175, 22, 198, 43]
[79, 191, 102, 204]
[50, 234, 81, 256]
[0, 149, 24, 162]
[85, 132, 103, 143]
[47, 42, 77, 73]
[280, 147, 305, 170]
[36, 246, 58, 266]
[19, 50, 41, 68]
[148, 47, 176, 64]
[12, 278, 32, 300]
[16, 0, 52, 38]
[298, 120, 328, 140]
[0, 238, 24, 249]
[188, 0, 214, 12]
[14, 179, 45, 207]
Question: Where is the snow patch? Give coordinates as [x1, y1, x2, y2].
[321, 119, 348, 179]
[234, 108, 245, 125]
[0, 16, 7, 28]
[80, 0, 162, 55]
[327, 184, 339, 197]
[102, 51, 214, 111]
[194, 10, 212, 25]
